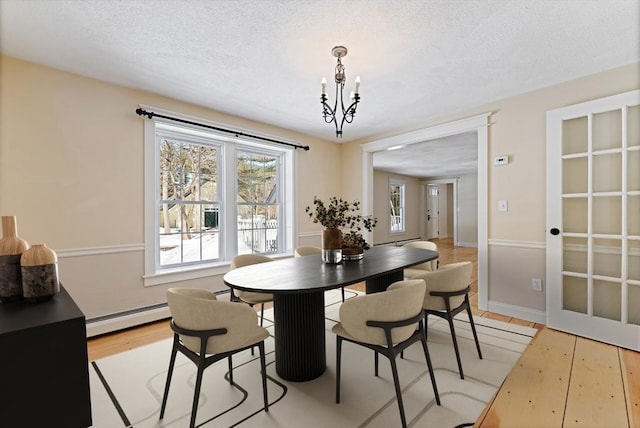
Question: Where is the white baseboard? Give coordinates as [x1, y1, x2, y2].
[456, 241, 478, 248]
[86, 306, 171, 337]
[487, 300, 546, 325]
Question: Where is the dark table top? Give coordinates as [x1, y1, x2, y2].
[223, 245, 438, 294]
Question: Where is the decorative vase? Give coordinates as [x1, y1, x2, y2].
[21, 244, 60, 302]
[342, 246, 364, 261]
[321, 227, 343, 264]
[0, 216, 30, 302]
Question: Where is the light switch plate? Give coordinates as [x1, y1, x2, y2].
[498, 200, 508, 212]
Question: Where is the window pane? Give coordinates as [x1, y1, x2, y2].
[237, 151, 280, 254]
[592, 196, 621, 235]
[592, 153, 621, 193]
[593, 279, 621, 322]
[562, 116, 587, 155]
[158, 136, 220, 267]
[593, 238, 621, 278]
[593, 109, 622, 151]
[563, 236, 587, 274]
[563, 275, 587, 314]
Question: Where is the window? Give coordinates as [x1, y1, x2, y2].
[144, 114, 294, 285]
[389, 179, 405, 233]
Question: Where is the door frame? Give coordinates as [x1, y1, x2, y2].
[422, 179, 459, 244]
[361, 113, 490, 310]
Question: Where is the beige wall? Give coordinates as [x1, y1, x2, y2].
[0, 55, 340, 322]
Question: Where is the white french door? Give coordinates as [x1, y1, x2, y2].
[546, 89, 640, 350]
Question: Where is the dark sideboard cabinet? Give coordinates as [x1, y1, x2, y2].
[0, 285, 92, 427]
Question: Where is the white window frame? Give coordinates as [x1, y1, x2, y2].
[389, 178, 406, 233]
[142, 108, 296, 286]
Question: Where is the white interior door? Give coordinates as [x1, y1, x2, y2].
[426, 184, 439, 240]
[546, 89, 640, 350]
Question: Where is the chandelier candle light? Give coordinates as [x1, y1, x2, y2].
[321, 46, 361, 138]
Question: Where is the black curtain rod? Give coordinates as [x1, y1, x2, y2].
[135, 108, 310, 151]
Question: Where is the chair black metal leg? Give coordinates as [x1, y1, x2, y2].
[258, 341, 269, 412]
[228, 355, 234, 384]
[466, 302, 483, 359]
[341, 287, 345, 302]
[335, 336, 342, 403]
[447, 314, 465, 379]
[419, 325, 441, 405]
[389, 354, 408, 428]
[159, 336, 179, 419]
[260, 303, 265, 327]
[190, 356, 207, 428]
[374, 351, 379, 376]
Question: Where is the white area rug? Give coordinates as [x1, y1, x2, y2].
[89, 289, 536, 428]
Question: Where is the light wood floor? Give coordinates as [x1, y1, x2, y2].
[87, 238, 639, 427]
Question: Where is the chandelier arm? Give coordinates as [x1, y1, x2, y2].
[342, 94, 360, 124]
[321, 94, 337, 125]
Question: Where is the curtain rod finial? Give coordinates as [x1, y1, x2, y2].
[135, 108, 154, 119]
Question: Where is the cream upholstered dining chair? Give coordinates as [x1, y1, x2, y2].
[160, 288, 269, 428]
[332, 279, 441, 428]
[414, 261, 482, 379]
[230, 254, 274, 326]
[293, 245, 322, 257]
[403, 240, 439, 278]
[294, 245, 347, 302]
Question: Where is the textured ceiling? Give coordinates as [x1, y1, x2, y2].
[1, 0, 638, 177]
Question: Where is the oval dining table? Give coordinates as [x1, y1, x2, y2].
[223, 245, 438, 382]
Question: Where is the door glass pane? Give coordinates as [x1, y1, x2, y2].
[563, 117, 588, 155]
[629, 150, 640, 192]
[630, 240, 640, 281]
[593, 238, 621, 278]
[563, 275, 587, 314]
[563, 157, 587, 194]
[593, 279, 621, 321]
[563, 197, 587, 233]
[563, 237, 588, 273]
[629, 105, 640, 147]
[593, 196, 621, 235]
[593, 109, 622, 151]
[629, 195, 640, 236]
[629, 284, 640, 325]
[593, 153, 621, 193]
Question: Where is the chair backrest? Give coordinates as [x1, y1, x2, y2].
[338, 279, 426, 346]
[230, 254, 272, 269]
[403, 241, 438, 271]
[294, 246, 322, 257]
[413, 261, 472, 311]
[166, 287, 262, 354]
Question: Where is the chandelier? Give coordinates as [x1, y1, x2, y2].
[320, 46, 361, 138]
